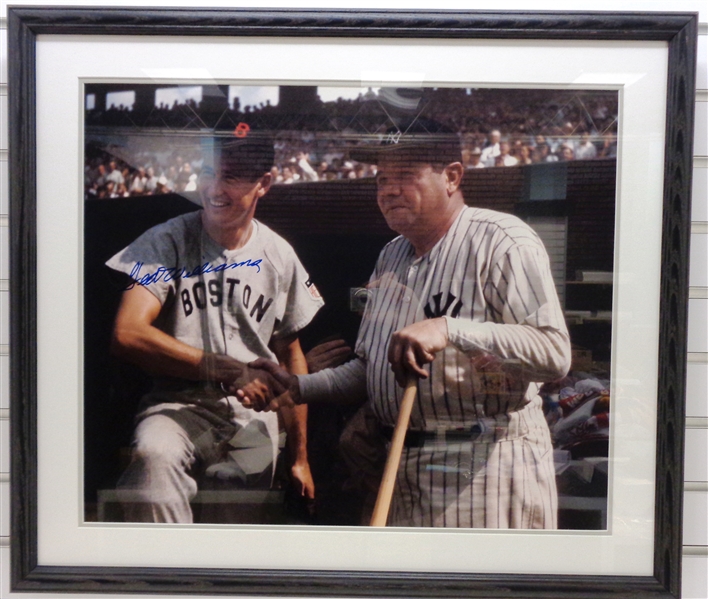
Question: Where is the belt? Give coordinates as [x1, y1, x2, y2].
[381, 424, 484, 448]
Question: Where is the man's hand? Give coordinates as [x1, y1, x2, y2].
[197, 353, 295, 412]
[388, 317, 449, 387]
[290, 459, 316, 506]
[199, 353, 245, 384]
[233, 358, 301, 411]
[218, 361, 289, 412]
[305, 338, 352, 373]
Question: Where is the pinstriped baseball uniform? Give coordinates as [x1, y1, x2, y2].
[351, 205, 570, 527]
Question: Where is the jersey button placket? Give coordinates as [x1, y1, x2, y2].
[404, 262, 420, 303]
[220, 269, 234, 343]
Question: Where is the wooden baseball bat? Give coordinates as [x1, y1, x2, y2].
[369, 375, 417, 527]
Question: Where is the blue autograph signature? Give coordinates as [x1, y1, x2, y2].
[126, 258, 262, 289]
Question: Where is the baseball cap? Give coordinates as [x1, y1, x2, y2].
[351, 118, 461, 166]
[215, 131, 275, 180]
[182, 127, 274, 207]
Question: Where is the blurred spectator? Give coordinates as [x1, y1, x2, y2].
[103, 181, 116, 198]
[184, 173, 199, 192]
[115, 182, 130, 198]
[271, 165, 284, 184]
[494, 141, 518, 167]
[480, 129, 501, 166]
[575, 133, 597, 160]
[514, 142, 533, 166]
[175, 162, 193, 192]
[562, 121, 578, 139]
[532, 143, 558, 163]
[145, 167, 159, 193]
[598, 132, 617, 158]
[341, 161, 356, 179]
[316, 161, 329, 179]
[129, 167, 148, 195]
[155, 176, 170, 195]
[165, 166, 178, 191]
[91, 163, 107, 188]
[350, 163, 364, 179]
[462, 147, 485, 169]
[296, 152, 319, 182]
[558, 143, 575, 162]
[281, 165, 298, 184]
[105, 161, 125, 187]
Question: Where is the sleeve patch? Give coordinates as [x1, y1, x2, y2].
[303, 278, 322, 300]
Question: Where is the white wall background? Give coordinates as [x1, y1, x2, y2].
[0, 0, 705, 597]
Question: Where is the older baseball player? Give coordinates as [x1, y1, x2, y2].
[243, 120, 571, 528]
[106, 132, 323, 523]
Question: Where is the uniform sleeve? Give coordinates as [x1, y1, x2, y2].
[105, 221, 181, 306]
[270, 249, 324, 339]
[445, 243, 571, 381]
[353, 253, 387, 361]
[297, 357, 367, 404]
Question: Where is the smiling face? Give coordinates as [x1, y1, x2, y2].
[198, 157, 270, 247]
[375, 157, 465, 255]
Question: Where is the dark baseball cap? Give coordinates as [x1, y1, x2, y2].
[212, 127, 275, 180]
[180, 126, 274, 207]
[351, 118, 461, 166]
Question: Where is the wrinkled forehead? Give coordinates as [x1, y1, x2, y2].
[376, 158, 443, 177]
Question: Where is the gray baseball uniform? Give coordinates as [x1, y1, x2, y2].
[301, 206, 570, 527]
[106, 211, 323, 522]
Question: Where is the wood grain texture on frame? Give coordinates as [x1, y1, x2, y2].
[7, 7, 698, 598]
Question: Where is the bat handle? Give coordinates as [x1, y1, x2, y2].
[369, 376, 418, 527]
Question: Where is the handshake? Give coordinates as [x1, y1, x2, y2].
[202, 339, 353, 412]
[230, 359, 300, 412]
[204, 316, 452, 412]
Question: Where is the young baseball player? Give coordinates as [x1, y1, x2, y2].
[242, 120, 571, 528]
[106, 132, 323, 523]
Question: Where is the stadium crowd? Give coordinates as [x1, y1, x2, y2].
[84, 88, 617, 200]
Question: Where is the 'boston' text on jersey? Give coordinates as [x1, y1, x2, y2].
[180, 277, 273, 322]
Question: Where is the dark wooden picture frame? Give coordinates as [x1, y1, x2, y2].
[8, 7, 697, 598]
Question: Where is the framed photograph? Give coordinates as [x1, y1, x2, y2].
[8, 7, 697, 598]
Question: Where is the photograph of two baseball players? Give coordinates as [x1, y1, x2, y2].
[94, 86, 613, 529]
